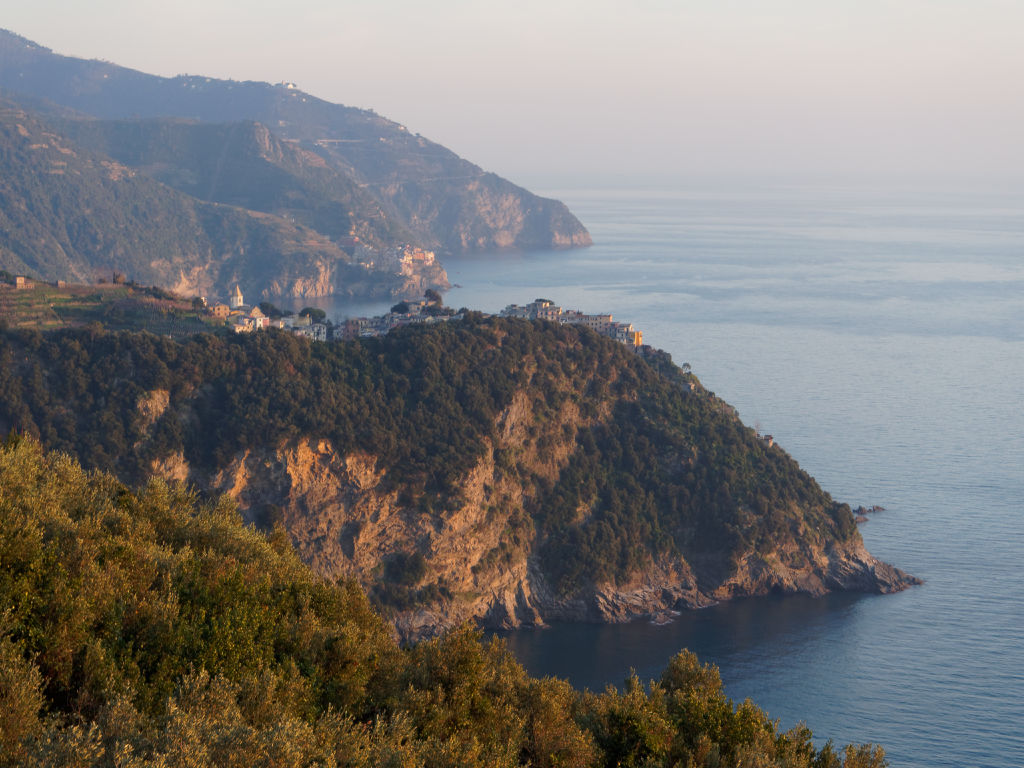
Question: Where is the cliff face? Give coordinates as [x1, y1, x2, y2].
[149, 390, 915, 643]
[378, 171, 593, 254]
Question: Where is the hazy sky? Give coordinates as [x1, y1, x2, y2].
[6, 1, 1024, 186]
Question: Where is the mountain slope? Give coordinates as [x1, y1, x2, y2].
[0, 319, 918, 640]
[52, 115, 414, 250]
[0, 29, 592, 254]
[0, 97, 444, 299]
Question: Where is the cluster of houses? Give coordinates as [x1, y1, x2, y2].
[208, 285, 330, 341]
[206, 289, 646, 351]
[335, 299, 461, 340]
[357, 244, 437, 276]
[500, 299, 644, 347]
[340, 298, 646, 349]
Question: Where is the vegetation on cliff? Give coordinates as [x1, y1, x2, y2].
[0, 316, 869, 609]
[0, 436, 888, 767]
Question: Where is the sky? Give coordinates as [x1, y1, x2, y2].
[5, 1, 1024, 188]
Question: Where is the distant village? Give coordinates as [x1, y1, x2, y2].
[208, 285, 332, 341]
[217, 287, 647, 351]
[2, 271, 648, 351]
[209, 285, 462, 342]
[358, 243, 438, 277]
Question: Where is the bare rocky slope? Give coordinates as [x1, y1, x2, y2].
[0, 318, 919, 642]
[197, 421, 916, 642]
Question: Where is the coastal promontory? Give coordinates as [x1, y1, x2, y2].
[0, 314, 918, 641]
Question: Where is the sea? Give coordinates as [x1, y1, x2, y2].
[327, 181, 1024, 768]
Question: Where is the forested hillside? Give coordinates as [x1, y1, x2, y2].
[0, 436, 889, 767]
[0, 317, 917, 637]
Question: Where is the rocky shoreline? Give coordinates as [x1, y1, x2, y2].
[155, 431, 921, 645]
[393, 542, 921, 643]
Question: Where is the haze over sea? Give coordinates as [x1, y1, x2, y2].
[329, 182, 1024, 768]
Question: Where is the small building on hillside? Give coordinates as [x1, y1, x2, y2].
[229, 284, 245, 309]
[230, 315, 254, 333]
[561, 311, 614, 333]
[612, 323, 643, 347]
[247, 306, 269, 328]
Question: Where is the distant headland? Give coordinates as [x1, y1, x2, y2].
[0, 28, 590, 304]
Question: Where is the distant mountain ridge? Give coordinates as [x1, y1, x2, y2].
[0, 29, 592, 257]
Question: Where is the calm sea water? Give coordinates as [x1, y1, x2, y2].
[330, 183, 1024, 767]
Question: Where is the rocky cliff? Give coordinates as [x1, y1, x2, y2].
[188, 429, 915, 643]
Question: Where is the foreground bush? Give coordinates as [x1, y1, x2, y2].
[0, 437, 884, 767]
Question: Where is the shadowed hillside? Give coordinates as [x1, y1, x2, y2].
[0, 95, 447, 300]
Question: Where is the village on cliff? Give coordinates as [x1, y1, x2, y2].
[218, 289, 646, 350]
